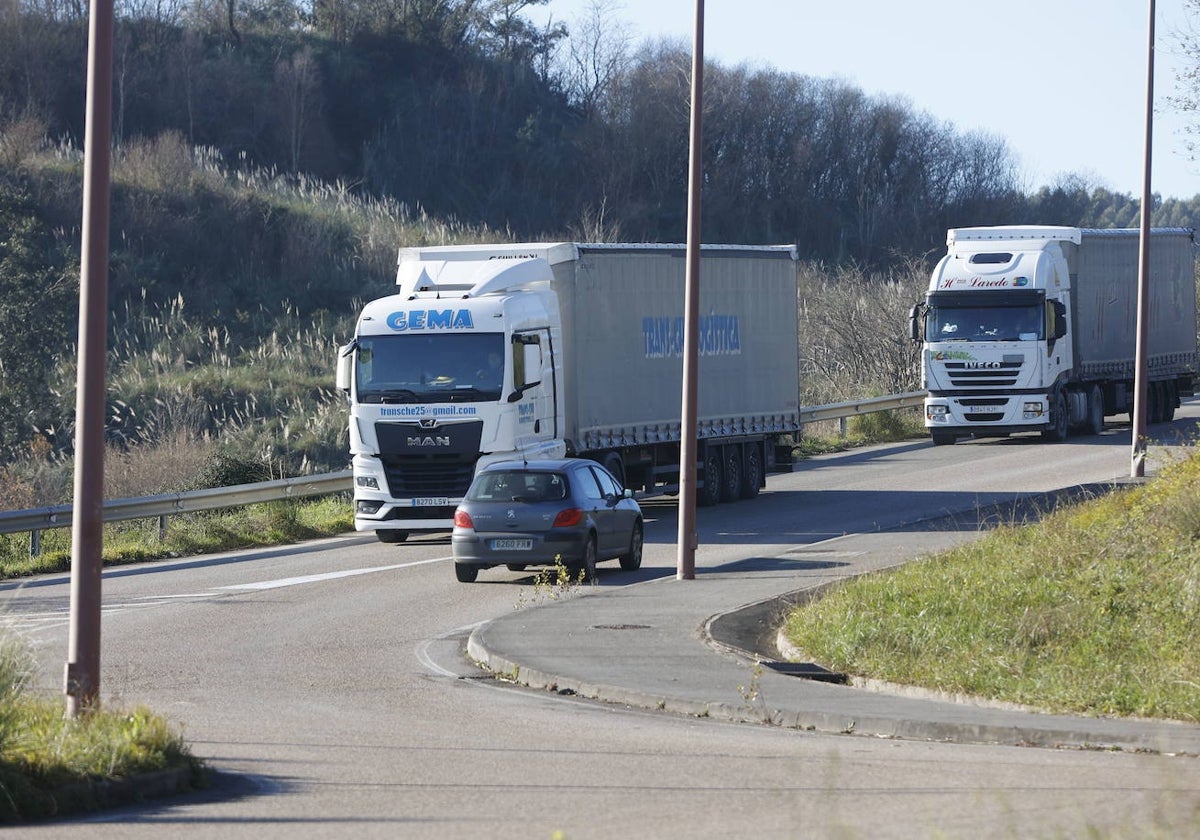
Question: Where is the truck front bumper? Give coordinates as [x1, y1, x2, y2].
[925, 394, 1050, 433]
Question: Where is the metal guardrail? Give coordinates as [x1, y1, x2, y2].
[0, 392, 926, 556]
[0, 471, 353, 557]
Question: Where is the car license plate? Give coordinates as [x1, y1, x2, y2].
[490, 538, 533, 551]
[411, 497, 450, 507]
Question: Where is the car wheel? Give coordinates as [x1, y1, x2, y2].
[572, 535, 598, 582]
[721, 447, 743, 503]
[454, 563, 479, 583]
[739, 445, 762, 499]
[376, 529, 408, 544]
[619, 521, 643, 571]
[698, 448, 723, 507]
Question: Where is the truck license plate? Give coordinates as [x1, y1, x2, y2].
[411, 497, 450, 507]
[491, 538, 533, 551]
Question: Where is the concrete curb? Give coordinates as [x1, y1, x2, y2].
[467, 598, 1200, 755]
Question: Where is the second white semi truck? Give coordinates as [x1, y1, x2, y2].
[337, 242, 802, 542]
[910, 226, 1197, 445]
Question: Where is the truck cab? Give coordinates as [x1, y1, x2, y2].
[337, 251, 566, 542]
[911, 226, 1076, 445]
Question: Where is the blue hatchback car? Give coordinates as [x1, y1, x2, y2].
[451, 458, 644, 583]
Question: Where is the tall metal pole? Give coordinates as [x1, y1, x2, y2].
[66, 0, 115, 716]
[1131, 0, 1155, 478]
[676, 0, 704, 580]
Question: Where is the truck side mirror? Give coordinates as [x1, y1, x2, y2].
[908, 303, 923, 342]
[336, 342, 354, 392]
[1052, 300, 1067, 340]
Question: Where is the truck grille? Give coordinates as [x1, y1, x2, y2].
[379, 453, 479, 498]
[942, 361, 1022, 387]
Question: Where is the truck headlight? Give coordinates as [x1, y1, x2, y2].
[356, 476, 380, 490]
[926, 405, 949, 421]
[1023, 401, 1044, 418]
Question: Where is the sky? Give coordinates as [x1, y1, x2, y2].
[528, 0, 1200, 200]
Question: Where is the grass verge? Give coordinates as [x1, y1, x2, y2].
[783, 448, 1200, 721]
[0, 634, 203, 822]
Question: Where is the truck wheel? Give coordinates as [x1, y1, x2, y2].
[377, 529, 408, 544]
[1148, 382, 1164, 424]
[1164, 382, 1178, 422]
[721, 447, 743, 502]
[930, 430, 956, 446]
[454, 563, 479, 583]
[739, 446, 762, 500]
[1083, 385, 1104, 436]
[1042, 392, 1069, 442]
[699, 448, 723, 507]
[603, 452, 625, 486]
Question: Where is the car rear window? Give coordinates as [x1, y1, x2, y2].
[468, 471, 568, 502]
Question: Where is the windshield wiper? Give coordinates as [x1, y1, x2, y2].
[369, 389, 421, 404]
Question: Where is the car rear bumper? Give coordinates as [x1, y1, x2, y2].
[451, 529, 587, 567]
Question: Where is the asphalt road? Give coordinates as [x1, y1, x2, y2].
[4, 413, 1200, 839]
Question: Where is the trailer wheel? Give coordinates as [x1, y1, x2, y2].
[699, 448, 723, 507]
[721, 447, 743, 502]
[1164, 382, 1178, 422]
[1041, 392, 1069, 442]
[740, 446, 762, 500]
[1083, 384, 1104, 436]
[1148, 382, 1164, 424]
[602, 452, 626, 486]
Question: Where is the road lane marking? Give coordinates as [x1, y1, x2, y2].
[217, 556, 450, 591]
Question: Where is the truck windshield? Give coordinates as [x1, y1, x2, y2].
[355, 333, 506, 403]
[926, 304, 1043, 343]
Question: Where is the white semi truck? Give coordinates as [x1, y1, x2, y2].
[337, 242, 802, 542]
[910, 226, 1196, 445]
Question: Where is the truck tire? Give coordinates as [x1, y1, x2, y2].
[699, 448, 723, 507]
[721, 447, 743, 503]
[1041, 392, 1069, 442]
[1148, 382, 1164, 424]
[1083, 384, 1104, 436]
[602, 452, 625, 486]
[739, 446, 762, 500]
[377, 529, 408, 544]
[930, 430, 956, 446]
[1164, 382, 1178, 422]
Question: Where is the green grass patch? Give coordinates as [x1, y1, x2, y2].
[0, 633, 202, 822]
[784, 450, 1200, 721]
[0, 495, 354, 579]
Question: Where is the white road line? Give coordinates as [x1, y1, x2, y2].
[217, 556, 450, 591]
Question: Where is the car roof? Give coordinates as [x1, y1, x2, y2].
[480, 458, 590, 473]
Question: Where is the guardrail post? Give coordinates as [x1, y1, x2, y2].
[158, 514, 168, 542]
[839, 417, 848, 438]
[30, 529, 41, 558]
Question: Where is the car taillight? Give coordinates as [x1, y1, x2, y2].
[453, 509, 474, 529]
[552, 508, 583, 528]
